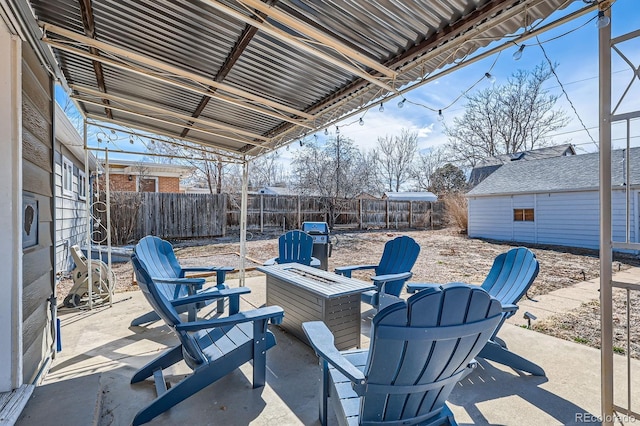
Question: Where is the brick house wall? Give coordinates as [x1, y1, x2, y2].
[99, 174, 182, 193]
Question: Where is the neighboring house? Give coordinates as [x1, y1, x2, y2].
[468, 144, 576, 187]
[467, 148, 639, 251]
[383, 192, 438, 202]
[54, 103, 98, 274]
[100, 159, 193, 193]
[258, 186, 297, 196]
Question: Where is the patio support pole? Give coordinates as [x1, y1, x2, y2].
[84, 119, 93, 310]
[598, 6, 613, 425]
[239, 157, 249, 287]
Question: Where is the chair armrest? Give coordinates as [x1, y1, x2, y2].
[502, 303, 519, 319]
[263, 258, 278, 266]
[181, 266, 235, 272]
[371, 271, 413, 284]
[175, 306, 285, 331]
[334, 264, 377, 278]
[170, 287, 251, 307]
[406, 283, 439, 294]
[302, 321, 365, 385]
[152, 277, 206, 287]
[310, 257, 321, 268]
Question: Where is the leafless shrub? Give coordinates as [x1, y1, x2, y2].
[444, 193, 468, 233]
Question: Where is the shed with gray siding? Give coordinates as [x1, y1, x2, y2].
[466, 148, 640, 250]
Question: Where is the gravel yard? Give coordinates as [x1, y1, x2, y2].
[57, 227, 640, 358]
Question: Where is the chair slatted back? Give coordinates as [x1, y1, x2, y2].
[481, 247, 539, 306]
[375, 236, 420, 297]
[278, 230, 314, 266]
[360, 284, 502, 424]
[135, 236, 189, 300]
[131, 254, 207, 367]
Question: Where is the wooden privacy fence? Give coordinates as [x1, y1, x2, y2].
[98, 192, 226, 244]
[104, 192, 443, 243]
[226, 194, 444, 231]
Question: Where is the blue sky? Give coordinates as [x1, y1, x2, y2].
[57, 0, 639, 165]
[280, 0, 640, 162]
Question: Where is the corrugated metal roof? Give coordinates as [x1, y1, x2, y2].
[20, 0, 579, 159]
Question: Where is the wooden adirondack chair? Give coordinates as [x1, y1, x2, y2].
[264, 230, 321, 267]
[407, 247, 544, 376]
[335, 235, 420, 308]
[303, 283, 502, 426]
[131, 236, 244, 325]
[130, 254, 284, 425]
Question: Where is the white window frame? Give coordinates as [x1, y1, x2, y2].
[137, 176, 158, 193]
[78, 170, 87, 200]
[62, 156, 74, 197]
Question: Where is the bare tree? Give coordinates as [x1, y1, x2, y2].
[375, 129, 418, 192]
[445, 62, 569, 169]
[249, 151, 288, 188]
[413, 147, 446, 191]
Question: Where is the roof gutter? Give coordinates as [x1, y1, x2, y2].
[466, 185, 640, 198]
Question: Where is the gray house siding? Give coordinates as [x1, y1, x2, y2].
[21, 42, 54, 385]
[54, 146, 88, 274]
[468, 190, 636, 250]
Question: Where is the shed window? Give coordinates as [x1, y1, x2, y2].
[514, 208, 534, 222]
[62, 156, 74, 196]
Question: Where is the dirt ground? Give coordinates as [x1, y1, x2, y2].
[57, 227, 640, 358]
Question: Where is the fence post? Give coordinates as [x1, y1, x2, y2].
[260, 194, 264, 233]
[409, 201, 413, 228]
[386, 199, 389, 229]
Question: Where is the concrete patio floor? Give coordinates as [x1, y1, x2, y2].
[16, 275, 640, 426]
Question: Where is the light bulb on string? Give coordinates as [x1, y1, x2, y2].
[397, 98, 406, 109]
[129, 136, 135, 144]
[314, 134, 318, 141]
[359, 117, 364, 126]
[437, 110, 444, 122]
[336, 126, 340, 134]
[286, 145, 290, 151]
[513, 44, 525, 61]
[596, 11, 610, 29]
[485, 72, 496, 84]
[324, 128, 329, 136]
[379, 102, 384, 112]
[299, 140, 303, 147]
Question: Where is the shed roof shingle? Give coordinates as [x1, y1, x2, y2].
[467, 148, 640, 196]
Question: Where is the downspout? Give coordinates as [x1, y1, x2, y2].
[48, 77, 58, 360]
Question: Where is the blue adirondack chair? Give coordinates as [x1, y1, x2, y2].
[407, 247, 544, 376]
[131, 236, 244, 325]
[130, 254, 284, 425]
[303, 283, 502, 426]
[335, 235, 420, 308]
[264, 230, 321, 267]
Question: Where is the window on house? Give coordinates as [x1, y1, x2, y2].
[62, 156, 74, 196]
[139, 177, 158, 193]
[514, 208, 534, 222]
[78, 170, 87, 200]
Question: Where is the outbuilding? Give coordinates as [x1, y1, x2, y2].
[467, 148, 639, 250]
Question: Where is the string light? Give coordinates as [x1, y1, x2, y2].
[336, 126, 340, 134]
[438, 110, 444, 122]
[359, 117, 364, 126]
[596, 10, 610, 29]
[484, 72, 496, 83]
[314, 134, 318, 141]
[513, 44, 525, 60]
[324, 128, 329, 136]
[397, 98, 406, 109]
[379, 102, 384, 112]
[286, 145, 290, 151]
[299, 140, 303, 147]
[129, 136, 135, 144]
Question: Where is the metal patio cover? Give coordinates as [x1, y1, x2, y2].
[23, 0, 573, 159]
